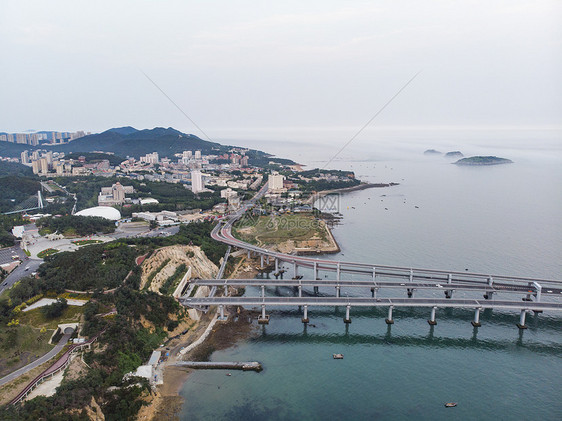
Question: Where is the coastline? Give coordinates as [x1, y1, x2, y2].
[305, 181, 399, 204]
[142, 183, 373, 419]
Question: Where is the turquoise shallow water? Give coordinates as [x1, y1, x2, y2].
[180, 129, 562, 420]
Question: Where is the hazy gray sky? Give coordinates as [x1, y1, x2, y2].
[1, 0, 561, 134]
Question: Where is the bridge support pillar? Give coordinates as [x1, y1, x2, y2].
[218, 305, 227, 321]
[407, 288, 414, 298]
[516, 309, 527, 329]
[314, 261, 318, 280]
[344, 305, 351, 324]
[298, 285, 302, 298]
[260, 255, 264, 268]
[258, 304, 269, 325]
[336, 286, 341, 298]
[336, 263, 341, 281]
[371, 287, 378, 298]
[385, 306, 394, 324]
[261, 285, 265, 298]
[293, 261, 298, 278]
[266, 255, 270, 265]
[428, 306, 437, 325]
[275, 258, 279, 273]
[372, 267, 376, 282]
[302, 305, 309, 324]
[444, 290, 454, 299]
[313, 286, 319, 295]
[471, 307, 481, 327]
[247, 250, 251, 259]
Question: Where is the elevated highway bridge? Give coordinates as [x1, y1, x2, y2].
[181, 185, 562, 329]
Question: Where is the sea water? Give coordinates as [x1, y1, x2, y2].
[179, 127, 562, 420]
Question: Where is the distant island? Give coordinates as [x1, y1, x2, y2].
[454, 156, 513, 166]
[444, 151, 463, 158]
[424, 149, 441, 155]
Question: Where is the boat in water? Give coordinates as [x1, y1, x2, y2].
[444, 402, 457, 408]
[333, 354, 344, 359]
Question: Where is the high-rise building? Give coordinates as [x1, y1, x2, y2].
[20, 150, 29, 164]
[39, 157, 49, 174]
[31, 150, 40, 160]
[32, 160, 40, 174]
[268, 173, 285, 192]
[55, 161, 64, 175]
[194, 150, 202, 159]
[45, 151, 53, 165]
[182, 150, 193, 159]
[191, 170, 204, 193]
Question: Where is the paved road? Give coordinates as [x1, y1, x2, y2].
[0, 258, 42, 296]
[0, 332, 72, 387]
[182, 296, 562, 312]
[189, 278, 562, 296]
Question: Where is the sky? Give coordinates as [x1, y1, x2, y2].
[1, 0, 561, 135]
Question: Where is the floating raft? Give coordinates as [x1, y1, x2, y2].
[174, 361, 262, 372]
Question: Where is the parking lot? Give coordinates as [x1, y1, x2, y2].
[0, 246, 25, 266]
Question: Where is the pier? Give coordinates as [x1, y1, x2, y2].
[173, 361, 262, 372]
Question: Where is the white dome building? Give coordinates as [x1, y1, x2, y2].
[75, 206, 121, 221]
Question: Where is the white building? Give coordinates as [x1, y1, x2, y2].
[220, 188, 238, 199]
[268, 173, 285, 192]
[191, 170, 205, 193]
[194, 150, 201, 159]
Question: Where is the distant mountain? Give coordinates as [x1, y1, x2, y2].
[107, 126, 138, 136]
[0, 126, 294, 165]
[454, 156, 513, 166]
[61, 127, 226, 158]
[424, 149, 442, 155]
[444, 151, 464, 158]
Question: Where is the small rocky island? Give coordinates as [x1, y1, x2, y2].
[454, 156, 513, 166]
[424, 149, 441, 155]
[444, 151, 463, 158]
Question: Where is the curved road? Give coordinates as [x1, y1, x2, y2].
[0, 331, 71, 387]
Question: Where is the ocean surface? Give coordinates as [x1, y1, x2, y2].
[180, 127, 562, 420]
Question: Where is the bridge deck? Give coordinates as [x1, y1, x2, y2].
[187, 278, 562, 295]
[181, 296, 562, 311]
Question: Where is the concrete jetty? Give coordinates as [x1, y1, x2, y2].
[174, 361, 262, 372]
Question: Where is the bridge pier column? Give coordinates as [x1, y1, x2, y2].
[428, 306, 437, 325]
[275, 258, 279, 273]
[298, 285, 302, 298]
[471, 307, 481, 327]
[247, 250, 251, 259]
[260, 255, 264, 268]
[314, 261, 318, 280]
[336, 263, 341, 281]
[372, 266, 376, 282]
[261, 285, 265, 298]
[371, 287, 378, 298]
[344, 305, 351, 324]
[336, 286, 341, 298]
[385, 306, 394, 324]
[266, 255, 270, 265]
[409, 269, 413, 282]
[302, 305, 309, 323]
[218, 305, 226, 321]
[483, 290, 494, 300]
[258, 304, 269, 324]
[444, 290, 454, 299]
[516, 309, 527, 329]
[313, 286, 319, 295]
[407, 288, 414, 298]
[293, 261, 298, 278]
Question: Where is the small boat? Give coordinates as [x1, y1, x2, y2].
[226, 373, 232, 377]
[444, 402, 457, 408]
[333, 353, 344, 359]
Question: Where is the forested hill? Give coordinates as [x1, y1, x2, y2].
[0, 127, 281, 162]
